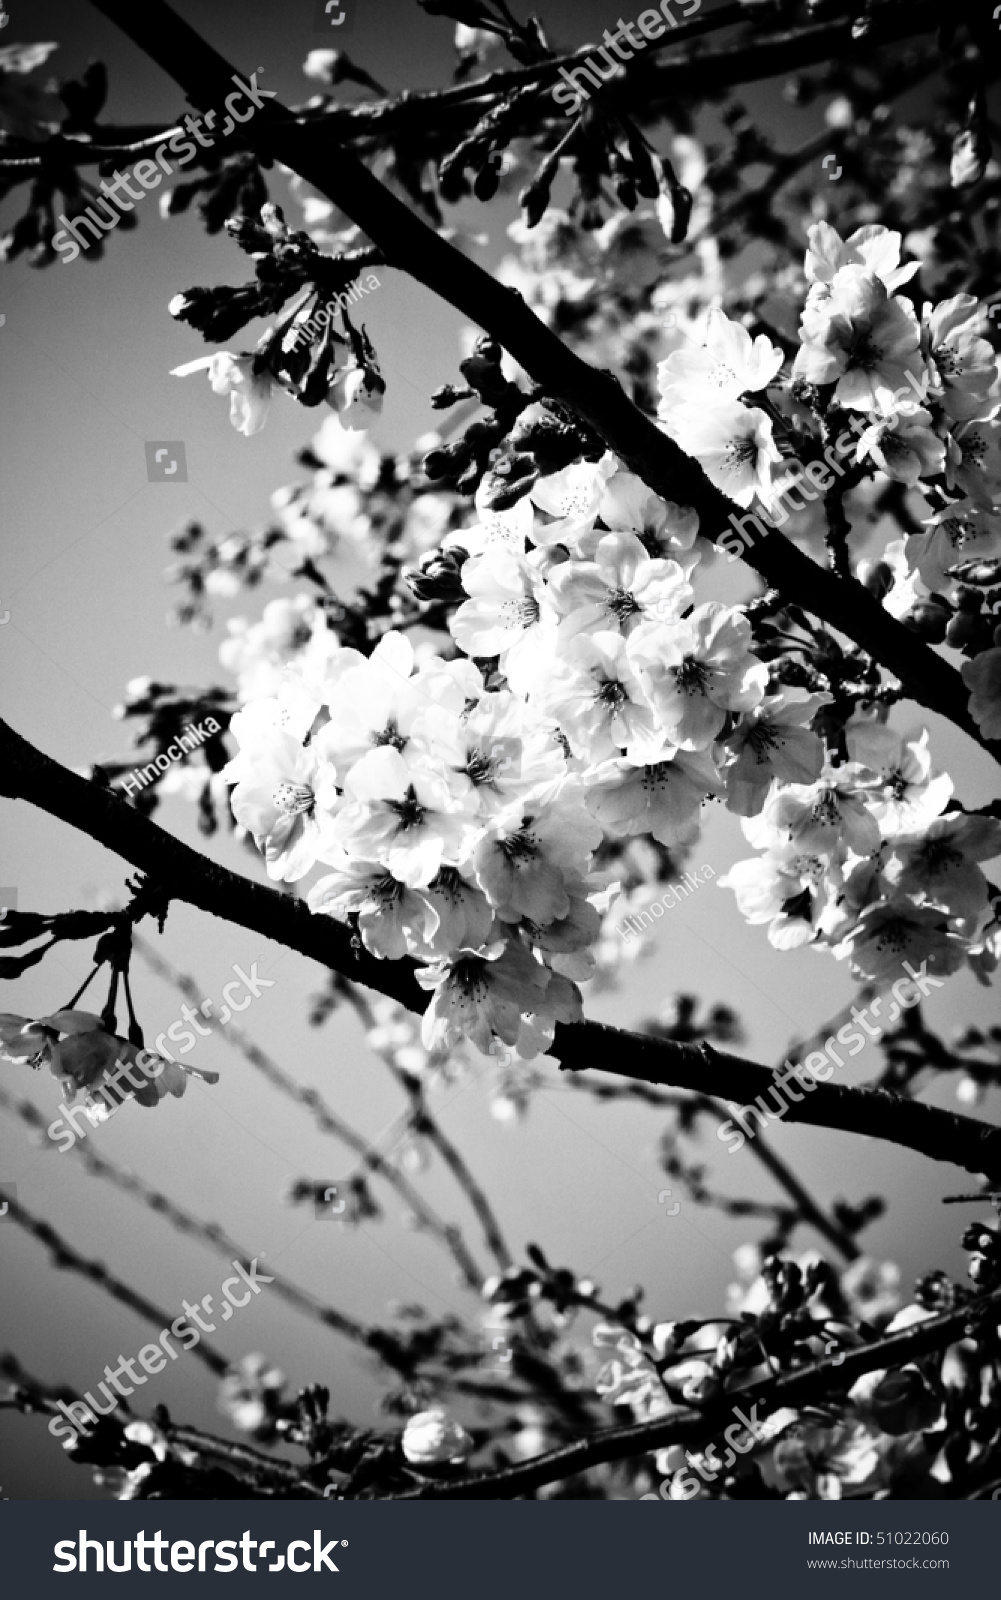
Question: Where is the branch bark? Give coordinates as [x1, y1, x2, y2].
[396, 1283, 1001, 1498]
[85, 0, 1001, 769]
[3, 712, 1000, 1178]
[7, 4, 945, 169]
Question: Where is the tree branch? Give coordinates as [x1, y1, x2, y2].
[7, 3, 945, 172]
[85, 0, 1000, 768]
[396, 1283, 1001, 1498]
[3, 712, 999, 1178]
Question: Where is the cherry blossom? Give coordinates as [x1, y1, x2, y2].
[719, 689, 831, 818]
[844, 723, 952, 833]
[961, 644, 1001, 739]
[540, 631, 660, 763]
[327, 745, 474, 888]
[793, 266, 924, 413]
[661, 401, 778, 508]
[921, 294, 997, 421]
[548, 531, 692, 641]
[229, 729, 338, 882]
[657, 305, 784, 414]
[171, 350, 273, 436]
[629, 603, 768, 750]
[802, 221, 920, 297]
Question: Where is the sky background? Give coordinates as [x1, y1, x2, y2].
[1, 0, 999, 1501]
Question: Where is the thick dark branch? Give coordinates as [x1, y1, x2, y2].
[3, 712, 999, 1178]
[557, 1026, 1001, 1180]
[0, 714, 425, 1010]
[397, 1284, 1001, 1498]
[84, 0, 1000, 768]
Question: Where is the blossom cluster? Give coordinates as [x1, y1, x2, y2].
[211, 219, 1001, 1059]
[591, 1244, 996, 1502]
[657, 223, 1001, 740]
[221, 439, 780, 1058]
[720, 721, 1001, 984]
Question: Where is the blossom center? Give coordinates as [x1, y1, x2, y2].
[450, 955, 490, 1002]
[385, 784, 427, 831]
[499, 823, 539, 862]
[960, 429, 986, 467]
[871, 916, 908, 953]
[273, 781, 314, 816]
[848, 333, 884, 372]
[918, 840, 962, 875]
[933, 344, 960, 377]
[372, 873, 404, 907]
[595, 676, 629, 711]
[674, 656, 709, 695]
[462, 745, 500, 786]
[499, 596, 541, 631]
[605, 587, 640, 623]
[809, 789, 843, 830]
[887, 767, 911, 800]
[747, 723, 781, 761]
[721, 436, 759, 471]
[373, 717, 408, 752]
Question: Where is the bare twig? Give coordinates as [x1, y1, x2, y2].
[0, 1192, 229, 1376]
[0, 1086, 407, 1367]
[131, 935, 486, 1289]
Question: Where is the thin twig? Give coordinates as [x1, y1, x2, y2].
[0, 1193, 229, 1376]
[131, 934, 486, 1289]
[0, 1086, 405, 1366]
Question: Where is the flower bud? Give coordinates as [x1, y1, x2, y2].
[401, 1408, 474, 1466]
[900, 596, 950, 643]
[951, 127, 992, 189]
[848, 1366, 941, 1435]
